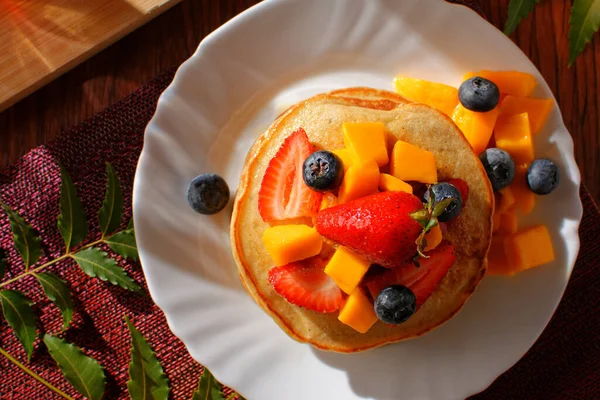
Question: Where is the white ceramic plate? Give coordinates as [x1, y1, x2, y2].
[133, 0, 583, 399]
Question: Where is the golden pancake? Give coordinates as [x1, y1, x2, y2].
[231, 87, 493, 352]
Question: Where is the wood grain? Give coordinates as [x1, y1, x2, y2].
[0, 0, 598, 204]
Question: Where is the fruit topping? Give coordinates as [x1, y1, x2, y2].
[258, 128, 322, 222]
[268, 258, 343, 313]
[316, 191, 424, 268]
[302, 150, 344, 192]
[320, 193, 339, 210]
[365, 241, 456, 307]
[496, 208, 518, 235]
[342, 122, 389, 167]
[423, 223, 443, 252]
[331, 148, 355, 171]
[499, 96, 554, 135]
[494, 113, 534, 165]
[496, 186, 516, 213]
[390, 140, 437, 184]
[338, 160, 380, 204]
[479, 148, 515, 191]
[451, 103, 500, 155]
[527, 159, 559, 195]
[447, 178, 469, 204]
[463, 70, 537, 97]
[394, 77, 459, 117]
[262, 225, 323, 266]
[324, 246, 370, 295]
[379, 173, 413, 194]
[374, 285, 416, 324]
[503, 225, 555, 274]
[338, 288, 379, 333]
[423, 182, 463, 222]
[458, 76, 501, 112]
[487, 236, 513, 276]
[187, 173, 230, 215]
[512, 164, 536, 214]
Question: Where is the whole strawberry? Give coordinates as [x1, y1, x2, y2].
[316, 191, 424, 268]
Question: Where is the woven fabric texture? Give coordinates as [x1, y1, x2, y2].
[0, 1, 598, 399]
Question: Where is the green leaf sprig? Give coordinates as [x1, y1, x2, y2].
[410, 186, 454, 260]
[505, 0, 600, 65]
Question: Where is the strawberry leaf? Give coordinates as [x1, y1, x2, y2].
[425, 218, 439, 232]
[98, 163, 124, 238]
[504, 0, 541, 35]
[0, 248, 6, 281]
[71, 247, 140, 292]
[0, 290, 37, 360]
[432, 198, 455, 219]
[57, 165, 88, 253]
[2, 204, 41, 268]
[126, 316, 170, 400]
[44, 334, 106, 400]
[409, 210, 429, 228]
[34, 272, 74, 331]
[127, 218, 134, 231]
[191, 368, 223, 400]
[568, 0, 600, 66]
[106, 231, 139, 262]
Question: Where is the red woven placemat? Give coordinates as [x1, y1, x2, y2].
[0, 1, 599, 399]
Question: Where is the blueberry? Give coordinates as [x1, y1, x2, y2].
[374, 285, 416, 324]
[479, 148, 515, 191]
[302, 151, 343, 192]
[187, 173, 230, 215]
[459, 76, 500, 112]
[423, 182, 463, 222]
[527, 159, 559, 195]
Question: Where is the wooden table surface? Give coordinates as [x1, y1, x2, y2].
[0, 0, 598, 203]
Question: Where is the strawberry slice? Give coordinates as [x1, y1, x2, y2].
[259, 128, 322, 222]
[268, 257, 343, 313]
[365, 241, 456, 307]
[448, 178, 469, 204]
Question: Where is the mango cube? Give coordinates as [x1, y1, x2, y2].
[338, 288, 378, 333]
[498, 208, 518, 235]
[497, 187, 516, 213]
[512, 164, 535, 214]
[463, 71, 537, 97]
[325, 246, 370, 294]
[511, 225, 555, 270]
[504, 234, 527, 272]
[394, 77, 458, 117]
[332, 148, 356, 171]
[390, 140, 437, 184]
[451, 103, 500, 155]
[487, 236, 513, 276]
[262, 225, 322, 266]
[378, 173, 413, 194]
[342, 122, 389, 167]
[338, 160, 380, 204]
[494, 113, 534, 164]
[499, 96, 554, 135]
[424, 223, 443, 252]
[492, 209, 502, 233]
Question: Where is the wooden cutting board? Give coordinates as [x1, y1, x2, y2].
[0, 0, 182, 112]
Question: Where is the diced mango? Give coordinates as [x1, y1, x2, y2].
[390, 140, 437, 184]
[494, 113, 534, 164]
[325, 246, 371, 294]
[511, 225, 555, 270]
[463, 71, 537, 97]
[394, 77, 459, 117]
[262, 225, 322, 266]
[451, 103, 500, 155]
[492, 209, 502, 233]
[338, 288, 379, 334]
[504, 234, 527, 272]
[497, 208, 518, 235]
[332, 148, 356, 172]
[343, 122, 389, 166]
[424, 223, 443, 252]
[487, 236, 513, 275]
[379, 173, 413, 194]
[320, 193, 338, 210]
[499, 96, 554, 135]
[512, 164, 535, 214]
[338, 160, 380, 204]
[497, 187, 516, 213]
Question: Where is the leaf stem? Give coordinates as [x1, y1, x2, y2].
[0, 239, 104, 289]
[224, 393, 241, 400]
[0, 346, 74, 400]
